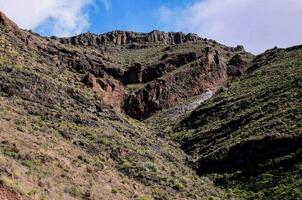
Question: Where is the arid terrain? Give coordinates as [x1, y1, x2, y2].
[0, 11, 301, 200]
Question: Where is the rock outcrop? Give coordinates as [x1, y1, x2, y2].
[82, 73, 125, 110]
[124, 49, 228, 120]
[123, 63, 143, 84]
[123, 52, 202, 84]
[55, 30, 202, 47]
[227, 54, 248, 76]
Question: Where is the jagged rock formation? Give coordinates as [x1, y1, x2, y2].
[45, 27, 252, 121]
[55, 30, 202, 47]
[121, 44, 252, 120]
[227, 54, 248, 76]
[124, 49, 229, 120]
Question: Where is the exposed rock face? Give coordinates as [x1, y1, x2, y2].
[123, 63, 143, 84]
[124, 50, 228, 120]
[82, 73, 125, 110]
[0, 11, 253, 121]
[56, 30, 202, 47]
[122, 52, 202, 85]
[234, 45, 245, 52]
[227, 54, 248, 76]
[143, 52, 202, 83]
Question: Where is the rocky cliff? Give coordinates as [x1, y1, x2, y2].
[55, 30, 202, 47]
[124, 49, 229, 120]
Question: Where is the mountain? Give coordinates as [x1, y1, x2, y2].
[0, 11, 301, 200]
[172, 46, 302, 199]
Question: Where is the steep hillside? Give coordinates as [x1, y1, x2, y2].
[3, 9, 300, 200]
[0, 11, 255, 200]
[174, 46, 302, 199]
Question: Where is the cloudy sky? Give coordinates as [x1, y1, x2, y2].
[0, 0, 302, 54]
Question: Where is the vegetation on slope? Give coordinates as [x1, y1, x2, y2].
[2, 10, 301, 200]
[0, 12, 226, 200]
[174, 46, 302, 199]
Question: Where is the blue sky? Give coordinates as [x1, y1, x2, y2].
[1, 0, 302, 53]
[88, 0, 197, 34]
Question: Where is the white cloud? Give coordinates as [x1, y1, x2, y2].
[158, 0, 302, 54]
[0, 0, 95, 36]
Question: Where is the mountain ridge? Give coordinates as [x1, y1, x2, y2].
[0, 11, 301, 200]
[0, 11, 237, 200]
[54, 30, 203, 47]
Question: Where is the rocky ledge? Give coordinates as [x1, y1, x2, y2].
[54, 30, 202, 47]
